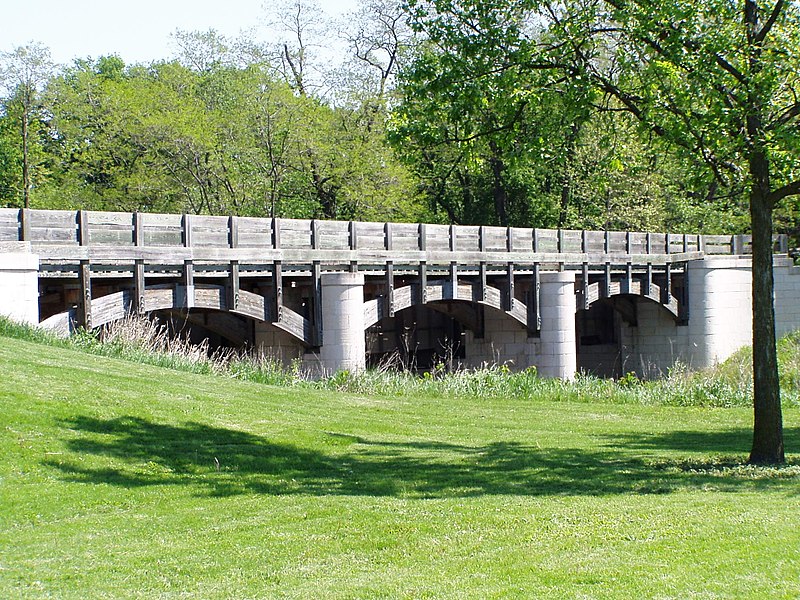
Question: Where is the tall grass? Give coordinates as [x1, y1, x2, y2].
[2, 315, 799, 408]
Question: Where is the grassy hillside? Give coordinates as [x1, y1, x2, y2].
[1, 335, 799, 598]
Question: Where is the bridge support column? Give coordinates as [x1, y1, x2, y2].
[538, 271, 577, 380]
[686, 257, 752, 367]
[0, 242, 39, 325]
[320, 272, 366, 374]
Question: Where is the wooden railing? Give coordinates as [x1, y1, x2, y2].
[0, 208, 789, 268]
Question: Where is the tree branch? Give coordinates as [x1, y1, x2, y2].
[755, 0, 785, 44]
[768, 180, 800, 203]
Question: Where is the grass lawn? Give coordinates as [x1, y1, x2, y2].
[1, 336, 799, 598]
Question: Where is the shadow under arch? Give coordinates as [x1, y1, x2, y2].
[363, 280, 528, 331]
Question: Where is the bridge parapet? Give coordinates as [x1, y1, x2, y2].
[0, 208, 787, 272]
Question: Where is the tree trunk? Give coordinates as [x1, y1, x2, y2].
[488, 141, 508, 226]
[22, 106, 30, 209]
[748, 151, 784, 464]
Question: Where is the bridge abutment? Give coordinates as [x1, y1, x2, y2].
[319, 272, 366, 374]
[0, 242, 39, 326]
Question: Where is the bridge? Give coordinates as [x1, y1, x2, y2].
[0, 208, 797, 379]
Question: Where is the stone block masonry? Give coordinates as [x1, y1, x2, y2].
[0, 242, 39, 326]
[774, 257, 800, 338]
[319, 272, 366, 374]
[537, 272, 578, 379]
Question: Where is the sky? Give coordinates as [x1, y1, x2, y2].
[2, 0, 359, 67]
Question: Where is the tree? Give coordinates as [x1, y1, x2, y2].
[405, 0, 800, 463]
[0, 43, 54, 208]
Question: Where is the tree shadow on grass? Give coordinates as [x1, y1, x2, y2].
[45, 415, 800, 499]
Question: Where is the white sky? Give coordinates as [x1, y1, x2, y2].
[2, 0, 359, 67]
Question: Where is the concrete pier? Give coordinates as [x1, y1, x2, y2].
[319, 272, 366, 374]
[537, 271, 577, 379]
[0, 242, 39, 326]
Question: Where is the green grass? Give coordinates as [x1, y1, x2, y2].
[2, 334, 800, 598]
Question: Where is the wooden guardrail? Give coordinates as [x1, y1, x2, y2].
[0, 208, 788, 268]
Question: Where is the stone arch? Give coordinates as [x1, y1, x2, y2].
[38, 284, 313, 345]
[579, 280, 680, 319]
[363, 280, 528, 331]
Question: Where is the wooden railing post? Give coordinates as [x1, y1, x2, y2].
[229, 215, 239, 249]
[134, 212, 144, 247]
[349, 221, 358, 273]
[78, 210, 89, 246]
[272, 217, 281, 249]
[19, 208, 31, 242]
[182, 213, 192, 247]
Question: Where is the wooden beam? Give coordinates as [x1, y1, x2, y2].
[418, 261, 427, 304]
[625, 262, 633, 295]
[228, 260, 240, 311]
[311, 260, 322, 346]
[663, 263, 672, 305]
[79, 260, 92, 329]
[182, 260, 195, 309]
[528, 263, 541, 336]
[506, 262, 515, 312]
[134, 259, 145, 315]
[273, 260, 283, 322]
[646, 263, 653, 297]
[183, 260, 194, 287]
[604, 262, 611, 298]
[680, 268, 690, 324]
[582, 262, 590, 310]
[479, 261, 487, 302]
[449, 261, 458, 300]
[386, 261, 395, 317]
[418, 223, 427, 251]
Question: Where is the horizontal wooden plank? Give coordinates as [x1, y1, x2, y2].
[0, 209, 20, 241]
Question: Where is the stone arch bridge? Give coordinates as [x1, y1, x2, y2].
[1, 208, 797, 379]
